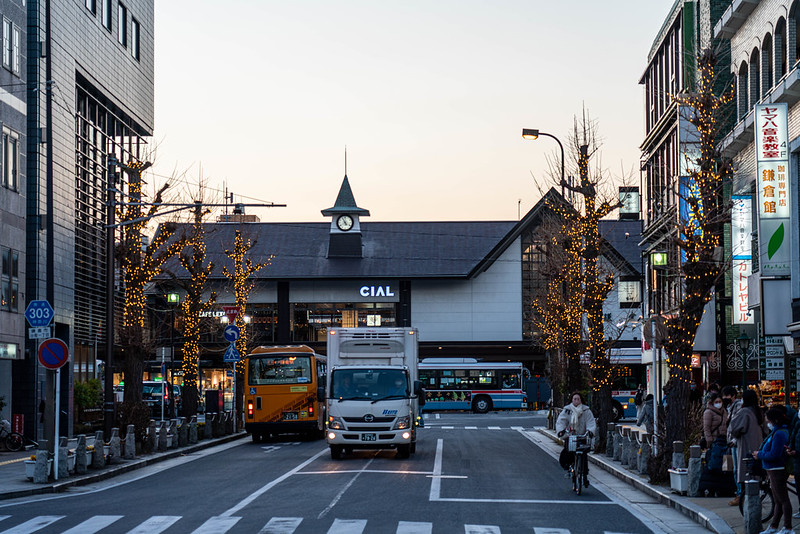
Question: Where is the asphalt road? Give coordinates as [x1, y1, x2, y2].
[0, 411, 665, 533]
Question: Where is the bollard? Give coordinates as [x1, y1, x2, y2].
[203, 414, 213, 440]
[225, 412, 234, 435]
[33, 439, 49, 484]
[743, 479, 761, 533]
[688, 445, 703, 497]
[158, 421, 168, 452]
[622, 428, 632, 466]
[639, 435, 651, 476]
[91, 431, 105, 468]
[672, 441, 685, 469]
[124, 425, 136, 459]
[75, 434, 88, 474]
[178, 417, 188, 447]
[626, 430, 639, 471]
[109, 428, 121, 464]
[147, 420, 157, 452]
[169, 419, 178, 449]
[606, 423, 615, 457]
[213, 413, 223, 438]
[57, 436, 69, 479]
[189, 415, 198, 444]
[614, 428, 623, 461]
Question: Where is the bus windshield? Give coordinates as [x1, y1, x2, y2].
[332, 369, 407, 400]
[248, 355, 313, 385]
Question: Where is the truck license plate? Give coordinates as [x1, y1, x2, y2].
[361, 433, 377, 442]
[283, 412, 298, 420]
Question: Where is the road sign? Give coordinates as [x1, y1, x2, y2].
[223, 343, 240, 363]
[222, 306, 240, 324]
[28, 326, 51, 339]
[25, 300, 54, 327]
[38, 338, 69, 370]
[223, 324, 241, 343]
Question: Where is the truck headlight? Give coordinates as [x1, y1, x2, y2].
[393, 416, 410, 430]
[328, 416, 345, 430]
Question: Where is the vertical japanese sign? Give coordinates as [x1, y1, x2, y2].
[732, 195, 753, 324]
[755, 103, 792, 276]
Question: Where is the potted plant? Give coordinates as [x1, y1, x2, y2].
[24, 454, 53, 480]
[668, 467, 689, 494]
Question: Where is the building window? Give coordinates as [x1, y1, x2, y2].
[117, 4, 127, 46]
[131, 17, 139, 60]
[2, 18, 10, 69]
[1, 247, 19, 312]
[2, 128, 19, 191]
[86, 0, 96, 14]
[103, 0, 113, 31]
[11, 25, 19, 74]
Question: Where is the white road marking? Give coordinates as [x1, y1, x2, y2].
[326, 518, 367, 533]
[220, 448, 328, 517]
[0, 516, 64, 534]
[511, 426, 524, 431]
[317, 457, 376, 519]
[465, 426, 478, 430]
[397, 520, 433, 533]
[0, 518, 7, 524]
[126, 515, 181, 534]
[61, 515, 123, 534]
[441, 426, 454, 429]
[261, 446, 281, 453]
[465, 525, 500, 534]
[191, 515, 242, 533]
[429, 439, 444, 501]
[533, 529, 570, 534]
[258, 517, 303, 534]
[299, 469, 432, 475]
[488, 426, 501, 430]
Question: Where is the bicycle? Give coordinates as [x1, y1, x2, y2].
[738, 457, 776, 524]
[0, 420, 24, 452]
[568, 432, 592, 495]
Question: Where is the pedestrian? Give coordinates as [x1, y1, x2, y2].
[722, 385, 744, 505]
[702, 392, 727, 450]
[555, 392, 597, 475]
[702, 382, 721, 407]
[636, 393, 654, 436]
[729, 389, 765, 507]
[753, 407, 793, 534]
[634, 384, 644, 420]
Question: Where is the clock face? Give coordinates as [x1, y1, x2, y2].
[336, 215, 354, 231]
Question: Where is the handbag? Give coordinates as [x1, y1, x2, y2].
[722, 452, 734, 472]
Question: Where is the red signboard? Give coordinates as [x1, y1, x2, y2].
[12, 414, 23, 434]
[222, 305, 241, 324]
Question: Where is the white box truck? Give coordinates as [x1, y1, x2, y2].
[325, 327, 424, 459]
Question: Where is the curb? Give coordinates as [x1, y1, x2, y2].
[537, 428, 735, 534]
[0, 432, 247, 501]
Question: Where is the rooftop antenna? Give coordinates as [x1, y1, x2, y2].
[344, 145, 347, 176]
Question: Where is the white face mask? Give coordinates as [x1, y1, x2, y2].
[768, 422, 775, 431]
[714, 402, 723, 409]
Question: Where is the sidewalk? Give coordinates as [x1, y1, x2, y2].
[538, 428, 742, 534]
[0, 432, 246, 501]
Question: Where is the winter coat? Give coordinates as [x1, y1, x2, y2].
[729, 406, 766, 483]
[636, 401, 654, 435]
[725, 398, 743, 444]
[702, 403, 727, 445]
[555, 403, 597, 436]
[759, 424, 789, 471]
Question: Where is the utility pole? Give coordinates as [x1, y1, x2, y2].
[103, 154, 118, 435]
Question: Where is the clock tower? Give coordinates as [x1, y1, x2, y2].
[321, 175, 370, 258]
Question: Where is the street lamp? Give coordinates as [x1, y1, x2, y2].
[737, 332, 751, 390]
[522, 128, 566, 197]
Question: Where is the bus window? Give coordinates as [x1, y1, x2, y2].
[248, 356, 312, 385]
[501, 372, 520, 389]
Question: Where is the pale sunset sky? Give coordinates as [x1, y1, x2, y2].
[151, 1, 673, 223]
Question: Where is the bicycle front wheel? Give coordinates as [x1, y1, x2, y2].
[5, 432, 24, 452]
[575, 454, 583, 496]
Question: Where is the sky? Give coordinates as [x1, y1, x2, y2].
[151, 1, 673, 223]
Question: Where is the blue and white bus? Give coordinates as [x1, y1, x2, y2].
[418, 359, 529, 413]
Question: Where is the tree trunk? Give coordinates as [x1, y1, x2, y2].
[183, 385, 198, 418]
[122, 349, 145, 404]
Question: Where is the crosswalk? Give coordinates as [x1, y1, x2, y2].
[0, 514, 641, 533]
[423, 425, 528, 431]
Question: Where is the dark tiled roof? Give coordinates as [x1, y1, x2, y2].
[599, 219, 644, 275]
[165, 221, 517, 280]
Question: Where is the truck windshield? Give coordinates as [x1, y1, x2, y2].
[248, 355, 312, 385]
[332, 369, 408, 400]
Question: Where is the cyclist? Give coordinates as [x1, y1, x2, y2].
[556, 391, 597, 475]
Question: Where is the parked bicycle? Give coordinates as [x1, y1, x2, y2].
[568, 432, 592, 495]
[738, 457, 785, 524]
[0, 419, 24, 452]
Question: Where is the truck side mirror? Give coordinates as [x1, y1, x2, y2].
[317, 386, 326, 401]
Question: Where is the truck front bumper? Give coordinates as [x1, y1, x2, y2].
[326, 429, 412, 448]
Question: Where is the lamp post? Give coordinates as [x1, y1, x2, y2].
[167, 292, 180, 417]
[522, 128, 566, 197]
[737, 332, 751, 391]
[649, 250, 668, 456]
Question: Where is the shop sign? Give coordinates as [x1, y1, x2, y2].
[359, 285, 394, 297]
[731, 195, 753, 324]
[691, 354, 701, 368]
[761, 369, 790, 380]
[755, 104, 792, 276]
[618, 280, 640, 304]
[0, 343, 17, 360]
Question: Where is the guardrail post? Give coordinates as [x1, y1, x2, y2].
[57, 436, 69, 479]
[147, 420, 157, 452]
[169, 419, 178, 449]
[606, 423, 615, 457]
[158, 421, 168, 452]
[124, 425, 135, 459]
[109, 427, 121, 464]
[189, 415, 198, 444]
[203, 414, 213, 440]
[91, 431, 105, 468]
[638, 434, 651, 475]
[75, 434, 88, 474]
[178, 417, 188, 447]
[672, 441, 685, 469]
[743, 479, 761, 533]
[614, 427, 623, 461]
[33, 439, 49, 483]
[688, 445, 702, 497]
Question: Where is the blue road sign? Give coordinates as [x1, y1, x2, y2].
[38, 338, 69, 370]
[223, 343, 241, 363]
[223, 324, 241, 343]
[25, 300, 54, 327]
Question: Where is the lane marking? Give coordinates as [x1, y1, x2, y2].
[465, 426, 477, 430]
[317, 456, 376, 519]
[488, 426, 501, 430]
[126, 516, 181, 534]
[533, 529, 570, 534]
[258, 517, 303, 534]
[397, 521, 433, 533]
[61, 515, 123, 534]
[299, 469, 432, 475]
[191, 515, 241, 533]
[465, 525, 500, 534]
[326, 518, 367, 533]
[441, 426, 454, 430]
[429, 438, 443, 501]
[220, 448, 328, 517]
[0, 516, 64, 534]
